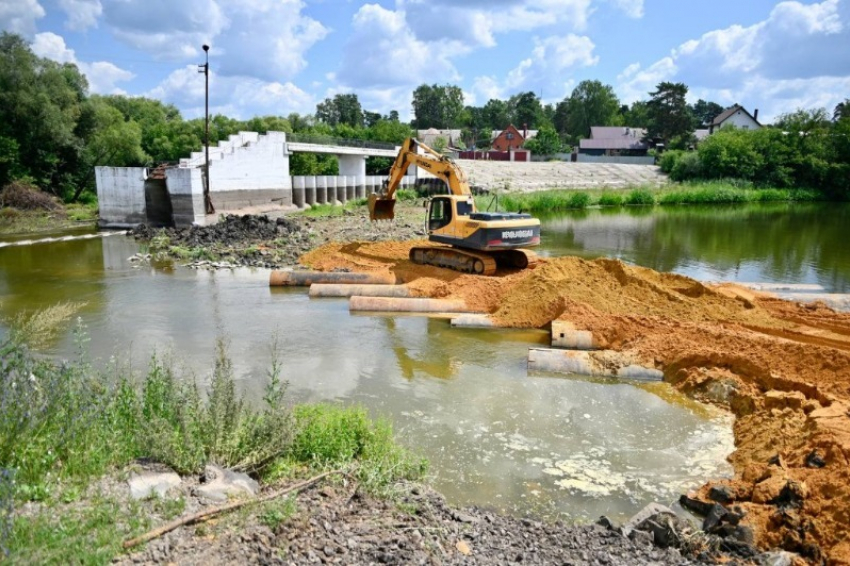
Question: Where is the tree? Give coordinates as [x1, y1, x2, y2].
[0, 32, 89, 195]
[690, 99, 725, 127]
[316, 93, 363, 127]
[363, 110, 382, 128]
[645, 82, 693, 147]
[620, 101, 650, 129]
[411, 84, 464, 129]
[834, 99, 850, 122]
[482, 99, 509, 130]
[508, 91, 543, 130]
[561, 80, 621, 141]
[366, 119, 414, 145]
[524, 126, 561, 156]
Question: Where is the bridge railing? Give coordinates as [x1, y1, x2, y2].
[286, 133, 397, 151]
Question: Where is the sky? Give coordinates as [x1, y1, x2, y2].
[2, 0, 849, 124]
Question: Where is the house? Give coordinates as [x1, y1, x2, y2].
[709, 104, 762, 133]
[490, 124, 538, 151]
[578, 127, 649, 156]
[417, 128, 463, 149]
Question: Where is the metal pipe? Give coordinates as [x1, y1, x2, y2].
[309, 284, 412, 298]
[349, 296, 477, 314]
[269, 270, 397, 287]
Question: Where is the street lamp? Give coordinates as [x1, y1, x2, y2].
[199, 44, 214, 214]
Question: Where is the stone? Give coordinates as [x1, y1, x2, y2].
[196, 464, 259, 502]
[702, 504, 728, 532]
[708, 485, 734, 504]
[678, 494, 714, 516]
[756, 551, 798, 566]
[622, 503, 677, 538]
[127, 469, 182, 500]
[805, 450, 826, 468]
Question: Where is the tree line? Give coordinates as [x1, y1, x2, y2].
[1, 31, 848, 202]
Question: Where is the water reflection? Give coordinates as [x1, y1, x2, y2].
[542, 202, 850, 292]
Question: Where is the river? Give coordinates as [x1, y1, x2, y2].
[3, 202, 847, 522]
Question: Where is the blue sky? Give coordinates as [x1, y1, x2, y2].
[3, 0, 849, 124]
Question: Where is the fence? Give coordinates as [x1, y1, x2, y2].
[286, 133, 396, 151]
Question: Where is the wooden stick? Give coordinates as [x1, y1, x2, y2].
[123, 469, 344, 550]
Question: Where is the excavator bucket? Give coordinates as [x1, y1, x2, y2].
[368, 194, 396, 221]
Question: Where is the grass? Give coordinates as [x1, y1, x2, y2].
[496, 181, 827, 213]
[1, 312, 427, 562]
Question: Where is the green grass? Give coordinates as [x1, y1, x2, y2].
[1, 315, 426, 562]
[495, 181, 827, 213]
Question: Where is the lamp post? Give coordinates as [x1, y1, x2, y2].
[199, 44, 214, 215]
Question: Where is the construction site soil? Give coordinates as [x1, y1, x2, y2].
[136, 209, 850, 564]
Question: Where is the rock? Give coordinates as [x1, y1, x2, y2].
[678, 494, 714, 516]
[764, 390, 806, 411]
[127, 469, 182, 500]
[708, 485, 734, 504]
[452, 510, 480, 524]
[622, 503, 677, 538]
[196, 464, 259, 502]
[595, 516, 617, 531]
[805, 450, 826, 468]
[756, 551, 799, 566]
[456, 540, 471, 555]
[752, 474, 789, 504]
[702, 504, 728, 532]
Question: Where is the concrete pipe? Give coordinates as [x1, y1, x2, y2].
[528, 348, 663, 382]
[551, 320, 599, 350]
[776, 293, 850, 313]
[451, 314, 498, 328]
[309, 284, 412, 298]
[270, 270, 397, 286]
[349, 296, 477, 314]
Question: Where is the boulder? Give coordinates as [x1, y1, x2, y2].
[196, 464, 260, 502]
[127, 469, 182, 500]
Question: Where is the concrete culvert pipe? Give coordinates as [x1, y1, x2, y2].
[349, 296, 478, 314]
[528, 348, 663, 382]
[269, 270, 397, 286]
[309, 284, 412, 298]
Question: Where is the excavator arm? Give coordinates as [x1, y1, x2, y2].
[369, 138, 472, 221]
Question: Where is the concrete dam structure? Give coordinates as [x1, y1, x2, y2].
[95, 131, 402, 228]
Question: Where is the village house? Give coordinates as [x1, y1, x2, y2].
[578, 126, 649, 156]
[417, 128, 463, 149]
[490, 124, 538, 151]
[709, 104, 762, 133]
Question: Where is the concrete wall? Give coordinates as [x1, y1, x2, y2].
[166, 167, 204, 227]
[144, 178, 173, 227]
[96, 167, 148, 227]
[576, 155, 656, 165]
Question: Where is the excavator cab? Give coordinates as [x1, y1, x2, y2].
[368, 193, 396, 221]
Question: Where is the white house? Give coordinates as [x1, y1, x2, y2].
[709, 105, 762, 133]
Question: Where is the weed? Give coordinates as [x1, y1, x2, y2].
[8, 301, 86, 350]
[596, 193, 624, 207]
[258, 495, 297, 530]
[625, 188, 656, 206]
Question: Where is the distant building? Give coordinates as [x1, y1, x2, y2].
[491, 124, 538, 151]
[417, 128, 463, 149]
[578, 127, 649, 156]
[709, 105, 762, 133]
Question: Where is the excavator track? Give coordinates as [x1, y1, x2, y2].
[409, 246, 498, 275]
[492, 249, 539, 270]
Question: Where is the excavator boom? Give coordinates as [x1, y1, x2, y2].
[368, 138, 471, 221]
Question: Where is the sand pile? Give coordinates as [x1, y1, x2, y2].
[299, 240, 850, 564]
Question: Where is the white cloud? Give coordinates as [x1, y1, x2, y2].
[31, 32, 134, 93]
[0, 0, 45, 36]
[147, 66, 315, 119]
[615, 0, 850, 120]
[336, 4, 460, 90]
[58, 0, 102, 31]
[610, 0, 643, 19]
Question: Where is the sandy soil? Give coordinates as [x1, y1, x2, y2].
[300, 240, 850, 565]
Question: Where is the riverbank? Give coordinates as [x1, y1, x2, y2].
[298, 239, 850, 564]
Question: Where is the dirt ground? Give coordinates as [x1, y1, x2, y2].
[133, 205, 850, 564]
[300, 240, 850, 565]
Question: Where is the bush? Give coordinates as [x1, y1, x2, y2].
[596, 193, 624, 207]
[658, 150, 685, 174]
[670, 152, 703, 182]
[0, 181, 64, 213]
[625, 188, 655, 206]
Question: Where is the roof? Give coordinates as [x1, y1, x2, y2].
[579, 126, 647, 150]
[490, 128, 539, 140]
[590, 127, 646, 140]
[711, 104, 761, 127]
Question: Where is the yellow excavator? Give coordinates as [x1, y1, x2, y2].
[368, 138, 540, 275]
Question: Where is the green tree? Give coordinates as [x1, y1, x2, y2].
[562, 80, 621, 141]
[365, 119, 414, 145]
[524, 126, 562, 156]
[508, 91, 543, 130]
[0, 32, 88, 196]
[690, 99, 725, 127]
[833, 99, 850, 122]
[645, 82, 693, 148]
[620, 101, 650, 129]
[316, 94, 363, 127]
[411, 84, 464, 129]
[363, 110, 382, 128]
[482, 99, 509, 130]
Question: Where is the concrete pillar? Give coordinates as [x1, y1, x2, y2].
[292, 176, 306, 209]
[305, 176, 316, 207]
[338, 155, 367, 183]
[315, 176, 327, 205]
[325, 176, 337, 205]
[345, 175, 356, 202]
[335, 175, 347, 204]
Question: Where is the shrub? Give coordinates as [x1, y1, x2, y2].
[658, 150, 685, 174]
[0, 181, 64, 213]
[625, 188, 655, 206]
[670, 152, 703, 182]
[596, 193, 624, 207]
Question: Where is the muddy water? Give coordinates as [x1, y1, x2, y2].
[9, 202, 849, 521]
